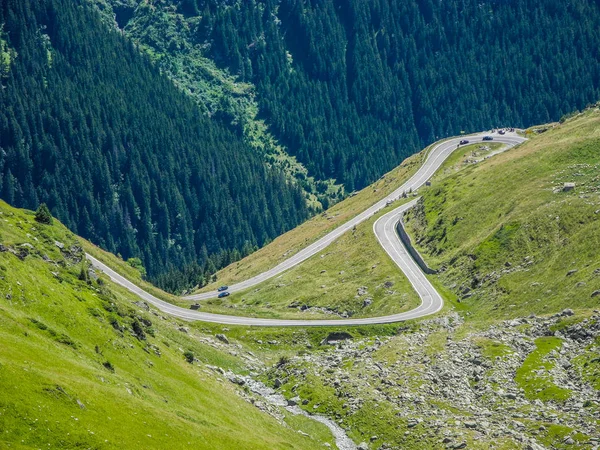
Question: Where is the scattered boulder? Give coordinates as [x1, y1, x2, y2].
[407, 418, 419, 428]
[134, 301, 150, 311]
[363, 298, 373, 308]
[357, 286, 368, 296]
[358, 443, 369, 450]
[561, 309, 574, 317]
[591, 290, 600, 298]
[215, 334, 229, 344]
[566, 269, 578, 276]
[321, 331, 353, 345]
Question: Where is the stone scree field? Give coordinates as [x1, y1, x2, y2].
[229, 311, 600, 449]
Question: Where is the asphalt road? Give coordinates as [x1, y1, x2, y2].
[184, 132, 524, 301]
[87, 131, 525, 326]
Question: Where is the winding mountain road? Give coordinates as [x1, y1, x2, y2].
[88, 131, 525, 326]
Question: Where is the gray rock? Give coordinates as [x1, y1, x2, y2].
[274, 378, 282, 388]
[525, 443, 546, 450]
[561, 309, 574, 316]
[358, 443, 369, 450]
[363, 298, 373, 308]
[215, 334, 229, 344]
[591, 290, 600, 298]
[287, 396, 300, 406]
[54, 241, 65, 249]
[566, 269, 578, 276]
[134, 301, 150, 311]
[321, 331, 353, 345]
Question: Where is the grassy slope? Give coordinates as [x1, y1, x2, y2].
[196, 147, 426, 293]
[0, 200, 331, 449]
[199, 203, 421, 319]
[404, 109, 600, 322]
[515, 337, 572, 403]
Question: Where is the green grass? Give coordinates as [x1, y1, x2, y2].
[404, 108, 600, 322]
[81, 237, 181, 306]
[431, 142, 505, 182]
[515, 337, 572, 403]
[198, 203, 421, 319]
[474, 337, 514, 360]
[536, 423, 591, 449]
[0, 200, 332, 449]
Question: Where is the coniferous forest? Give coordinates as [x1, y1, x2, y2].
[201, 0, 600, 191]
[2, 0, 600, 292]
[0, 0, 308, 290]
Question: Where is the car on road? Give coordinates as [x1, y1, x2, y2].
[482, 136, 494, 141]
[459, 139, 469, 145]
[217, 286, 229, 292]
[218, 291, 230, 298]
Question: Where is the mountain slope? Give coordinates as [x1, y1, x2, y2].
[405, 108, 600, 321]
[92, 0, 600, 193]
[0, 199, 332, 449]
[90, 0, 344, 210]
[0, 0, 308, 291]
[168, 112, 600, 449]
